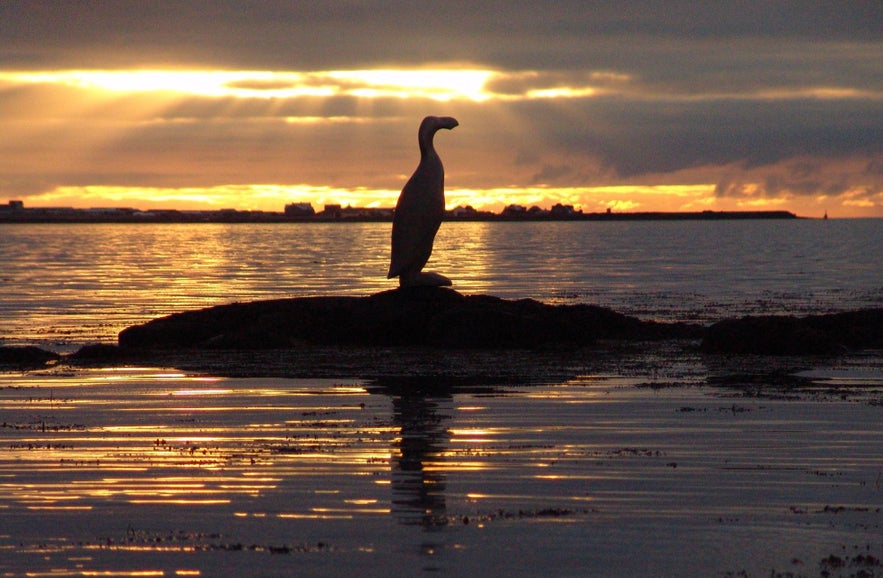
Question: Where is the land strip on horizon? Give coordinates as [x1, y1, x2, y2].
[0, 200, 801, 223]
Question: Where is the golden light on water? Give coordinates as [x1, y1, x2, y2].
[3, 364, 883, 574]
[0, 370, 397, 524]
[170, 389, 233, 396]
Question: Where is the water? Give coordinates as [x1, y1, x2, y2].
[2, 364, 883, 576]
[2, 219, 881, 350]
[1, 220, 882, 576]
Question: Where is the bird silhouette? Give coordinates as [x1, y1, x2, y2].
[388, 116, 458, 287]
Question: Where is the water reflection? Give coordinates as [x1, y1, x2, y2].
[379, 379, 486, 569]
[2, 364, 883, 576]
[390, 393, 451, 529]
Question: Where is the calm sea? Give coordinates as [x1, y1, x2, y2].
[1, 219, 881, 350]
[2, 220, 883, 577]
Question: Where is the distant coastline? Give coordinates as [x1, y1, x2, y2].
[0, 200, 801, 223]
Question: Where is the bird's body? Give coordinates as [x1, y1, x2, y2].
[388, 116, 458, 287]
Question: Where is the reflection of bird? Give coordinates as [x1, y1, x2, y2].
[388, 116, 458, 287]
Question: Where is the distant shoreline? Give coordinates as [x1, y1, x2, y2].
[0, 207, 802, 224]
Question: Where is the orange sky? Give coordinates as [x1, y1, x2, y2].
[1, 4, 881, 218]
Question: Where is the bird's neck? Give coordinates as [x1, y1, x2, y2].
[418, 129, 438, 160]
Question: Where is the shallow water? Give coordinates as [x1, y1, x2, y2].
[1, 220, 881, 350]
[2, 359, 883, 577]
[2, 219, 882, 576]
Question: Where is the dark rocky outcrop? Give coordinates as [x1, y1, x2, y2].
[118, 287, 701, 351]
[66, 343, 133, 365]
[112, 288, 882, 357]
[0, 346, 59, 369]
[701, 309, 883, 355]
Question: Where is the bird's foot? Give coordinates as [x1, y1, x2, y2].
[399, 271, 452, 288]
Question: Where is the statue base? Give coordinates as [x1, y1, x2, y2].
[399, 271, 452, 288]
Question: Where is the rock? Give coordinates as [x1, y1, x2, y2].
[0, 346, 59, 369]
[118, 287, 701, 350]
[701, 316, 836, 355]
[115, 289, 882, 355]
[807, 309, 883, 349]
[701, 309, 883, 355]
[67, 343, 130, 364]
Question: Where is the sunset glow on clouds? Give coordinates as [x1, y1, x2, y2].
[1, 2, 881, 217]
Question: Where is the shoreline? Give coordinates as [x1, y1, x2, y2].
[0, 208, 803, 224]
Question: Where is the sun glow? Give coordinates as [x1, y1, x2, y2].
[23, 183, 733, 214]
[8, 70, 335, 99]
[2, 68, 607, 103]
[526, 87, 597, 99]
[328, 69, 495, 101]
[4, 69, 496, 101]
[4, 66, 879, 218]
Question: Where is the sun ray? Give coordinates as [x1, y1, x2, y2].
[0, 68, 619, 103]
[3, 66, 880, 217]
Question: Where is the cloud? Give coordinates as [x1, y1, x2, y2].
[522, 94, 883, 179]
[3, 2, 881, 71]
[531, 164, 575, 184]
[1, 2, 882, 216]
[712, 155, 883, 207]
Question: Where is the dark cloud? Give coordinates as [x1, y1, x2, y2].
[520, 96, 883, 179]
[713, 153, 883, 202]
[868, 158, 883, 176]
[531, 164, 575, 184]
[2, 1, 881, 70]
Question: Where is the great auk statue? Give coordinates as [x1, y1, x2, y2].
[387, 115, 458, 287]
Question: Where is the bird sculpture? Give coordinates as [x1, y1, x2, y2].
[387, 115, 459, 287]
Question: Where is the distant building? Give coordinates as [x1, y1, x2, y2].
[284, 202, 315, 217]
[550, 203, 578, 217]
[501, 204, 527, 218]
[2, 200, 24, 211]
[450, 205, 478, 217]
[85, 207, 136, 216]
[321, 204, 342, 219]
[340, 206, 369, 219]
[337, 206, 394, 220]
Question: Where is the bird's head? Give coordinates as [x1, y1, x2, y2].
[420, 115, 459, 136]
[436, 116, 459, 130]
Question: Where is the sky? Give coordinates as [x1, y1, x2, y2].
[1, 1, 881, 217]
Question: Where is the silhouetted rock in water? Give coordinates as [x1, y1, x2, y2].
[67, 343, 130, 365]
[0, 346, 59, 369]
[118, 287, 701, 350]
[115, 290, 882, 355]
[701, 309, 883, 355]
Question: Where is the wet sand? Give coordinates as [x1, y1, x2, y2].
[2, 347, 883, 577]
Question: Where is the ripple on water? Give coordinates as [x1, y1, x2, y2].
[2, 364, 883, 576]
